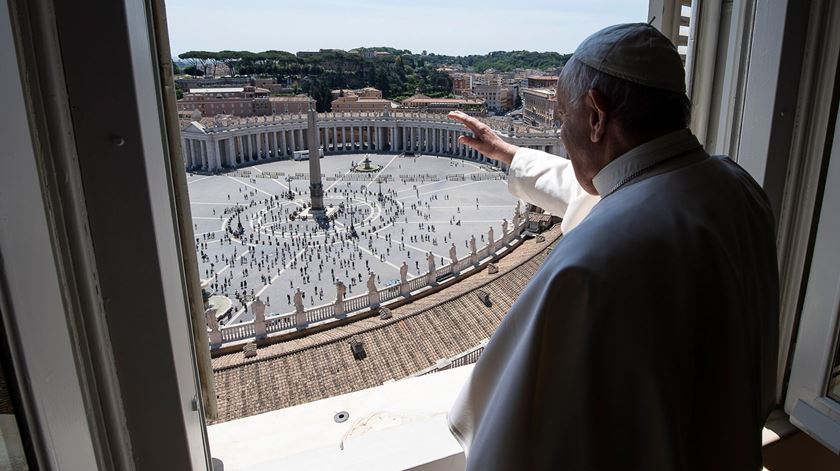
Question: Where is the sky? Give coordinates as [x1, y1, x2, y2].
[165, 0, 649, 57]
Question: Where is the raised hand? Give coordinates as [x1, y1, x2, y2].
[447, 111, 519, 165]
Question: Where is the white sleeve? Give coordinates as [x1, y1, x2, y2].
[507, 147, 591, 217]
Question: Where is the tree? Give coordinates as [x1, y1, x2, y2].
[183, 65, 204, 76]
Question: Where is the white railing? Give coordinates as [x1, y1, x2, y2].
[209, 214, 531, 350]
[407, 276, 427, 292]
[380, 284, 401, 303]
[306, 304, 335, 323]
[344, 293, 370, 312]
[412, 339, 490, 377]
[265, 313, 295, 334]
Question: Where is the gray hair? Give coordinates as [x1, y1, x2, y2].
[557, 57, 691, 134]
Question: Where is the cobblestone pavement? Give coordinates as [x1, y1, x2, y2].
[187, 153, 519, 324]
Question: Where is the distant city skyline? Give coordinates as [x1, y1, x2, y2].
[166, 0, 648, 57]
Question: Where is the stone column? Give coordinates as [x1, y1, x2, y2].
[206, 308, 221, 348]
[270, 132, 277, 158]
[182, 138, 190, 167]
[332, 126, 337, 152]
[253, 299, 266, 340]
[226, 138, 235, 167]
[188, 140, 195, 167]
[341, 126, 347, 151]
[367, 274, 380, 308]
[201, 140, 209, 169]
[209, 138, 221, 170]
[182, 138, 191, 167]
[334, 281, 346, 317]
[289, 129, 296, 153]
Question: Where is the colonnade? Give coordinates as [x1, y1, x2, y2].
[182, 116, 560, 171]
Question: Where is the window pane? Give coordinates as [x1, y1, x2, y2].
[827, 334, 840, 403]
[0, 337, 31, 470]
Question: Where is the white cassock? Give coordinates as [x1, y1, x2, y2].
[448, 129, 779, 470]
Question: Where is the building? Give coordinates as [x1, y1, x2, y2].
[176, 86, 270, 117]
[451, 74, 471, 94]
[252, 77, 276, 89]
[521, 88, 557, 128]
[177, 87, 311, 117]
[526, 75, 559, 89]
[330, 95, 397, 113]
[331, 87, 383, 100]
[472, 84, 517, 113]
[174, 76, 251, 91]
[268, 95, 310, 115]
[179, 109, 564, 170]
[401, 94, 487, 116]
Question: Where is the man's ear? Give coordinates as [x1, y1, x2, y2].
[585, 89, 608, 143]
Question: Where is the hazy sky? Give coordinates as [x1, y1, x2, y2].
[165, 0, 649, 57]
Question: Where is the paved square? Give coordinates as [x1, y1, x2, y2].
[187, 153, 519, 324]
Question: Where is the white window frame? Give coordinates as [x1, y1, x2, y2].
[1, 0, 214, 468]
[656, 0, 840, 452]
[784, 105, 840, 453]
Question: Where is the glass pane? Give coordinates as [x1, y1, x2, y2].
[827, 333, 840, 403]
[0, 349, 31, 470]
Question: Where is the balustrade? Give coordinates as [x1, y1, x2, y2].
[208, 211, 534, 350]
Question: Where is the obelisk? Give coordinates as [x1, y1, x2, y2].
[306, 97, 325, 212]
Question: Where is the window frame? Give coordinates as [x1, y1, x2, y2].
[4, 0, 840, 467]
[2, 0, 214, 468]
[784, 100, 840, 452]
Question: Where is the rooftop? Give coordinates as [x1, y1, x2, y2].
[402, 95, 485, 105]
[211, 225, 563, 423]
[188, 87, 246, 94]
[268, 95, 310, 102]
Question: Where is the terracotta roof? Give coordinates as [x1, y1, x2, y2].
[211, 225, 563, 423]
[402, 95, 485, 105]
[268, 96, 310, 102]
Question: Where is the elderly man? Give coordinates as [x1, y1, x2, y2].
[447, 24, 778, 470]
